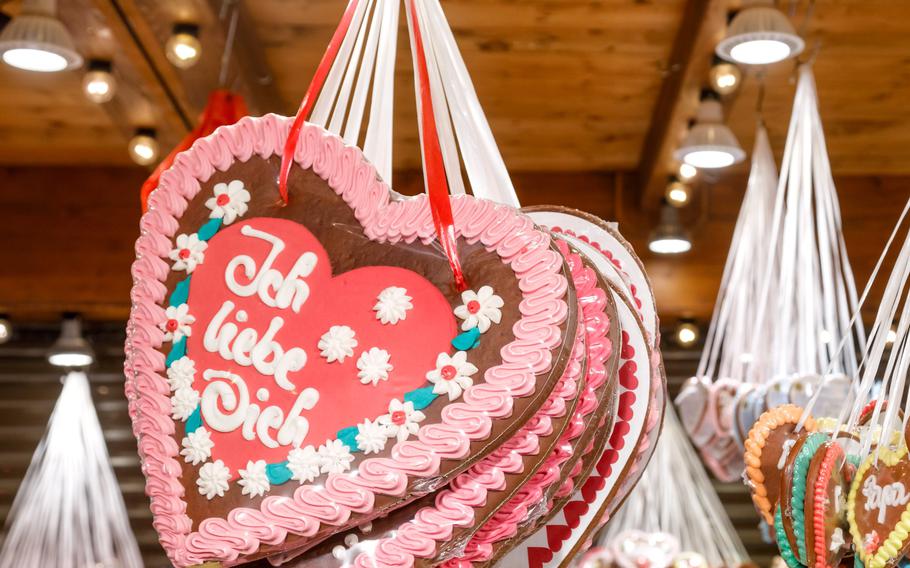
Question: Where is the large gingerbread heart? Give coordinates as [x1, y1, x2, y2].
[805, 439, 855, 568]
[125, 115, 576, 566]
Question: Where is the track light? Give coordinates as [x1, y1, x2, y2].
[0, 314, 10, 345]
[0, 0, 83, 72]
[129, 128, 160, 166]
[665, 179, 691, 207]
[649, 203, 692, 255]
[82, 59, 116, 103]
[716, 0, 804, 66]
[166, 23, 202, 69]
[709, 57, 742, 96]
[673, 91, 745, 170]
[48, 314, 94, 368]
[675, 320, 700, 348]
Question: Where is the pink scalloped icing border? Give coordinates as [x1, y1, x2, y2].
[442, 239, 614, 564]
[350, 237, 611, 568]
[123, 114, 570, 567]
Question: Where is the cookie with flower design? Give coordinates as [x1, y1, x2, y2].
[125, 116, 578, 566]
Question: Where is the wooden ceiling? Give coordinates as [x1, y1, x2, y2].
[1, 0, 910, 322]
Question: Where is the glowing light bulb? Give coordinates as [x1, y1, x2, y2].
[666, 181, 691, 207]
[128, 129, 159, 166]
[676, 322, 699, 347]
[166, 24, 202, 69]
[710, 62, 742, 95]
[678, 162, 697, 181]
[82, 60, 116, 103]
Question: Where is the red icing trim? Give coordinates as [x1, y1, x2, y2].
[813, 442, 844, 568]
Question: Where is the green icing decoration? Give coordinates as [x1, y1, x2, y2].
[791, 432, 828, 564]
[197, 218, 222, 241]
[405, 386, 439, 411]
[775, 505, 804, 568]
[337, 426, 359, 452]
[451, 327, 480, 351]
[185, 406, 203, 433]
[165, 337, 187, 367]
[169, 277, 191, 307]
[266, 461, 293, 485]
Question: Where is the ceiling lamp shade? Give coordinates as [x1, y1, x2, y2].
[716, 0, 804, 65]
[0, 0, 82, 72]
[649, 204, 692, 255]
[674, 95, 745, 169]
[47, 314, 94, 368]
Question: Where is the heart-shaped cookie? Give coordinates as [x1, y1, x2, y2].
[744, 404, 817, 526]
[848, 442, 910, 568]
[125, 116, 577, 566]
[805, 439, 855, 568]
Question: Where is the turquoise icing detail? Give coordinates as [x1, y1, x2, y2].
[337, 426, 359, 452]
[165, 337, 187, 367]
[185, 406, 203, 433]
[452, 327, 480, 351]
[774, 506, 802, 568]
[169, 277, 191, 307]
[405, 386, 439, 411]
[197, 217, 222, 241]
[266, 461, 293, 485]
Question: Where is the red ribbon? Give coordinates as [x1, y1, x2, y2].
[278, 0, 467, 292]
[140, 90, 248, 213]
[407, 0, 467, 292]
[278, 0, 361, 206]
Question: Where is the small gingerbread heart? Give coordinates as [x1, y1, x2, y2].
[744, 404, 818, 526]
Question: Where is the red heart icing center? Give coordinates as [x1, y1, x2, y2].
[186, 217, 456, 472]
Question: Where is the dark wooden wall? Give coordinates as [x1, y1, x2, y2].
[1, 166, 909, 323]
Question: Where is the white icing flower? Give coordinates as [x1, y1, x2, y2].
[161, 303, 194, 342]
[171, 387, 200, 421]
[318, 439, 355, 475]
[197, 459, 230, 499]
[180, 428, 214, 465]
[454, 286, 503, 333]
[426, 351, 478, 401]
[205, 179, 251, 225]
[166, 356, 196, 391]
[373, 286, 413, 325]
[287, 445, 322, 484]
[318, 325, 358, 363]
[356, 347, 393, 386]
[355, 418, 391, 455]
[169, 233, 208, 274]
[378, 399, 425, 443]
[238, 459, 270, 498]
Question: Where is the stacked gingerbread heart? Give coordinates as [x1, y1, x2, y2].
[124, 1, 666, 567]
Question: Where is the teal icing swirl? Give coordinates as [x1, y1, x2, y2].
[792, 432, 829, 563]
[775, 505, 804, 568]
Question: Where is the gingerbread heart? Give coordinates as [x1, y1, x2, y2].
[805, 439, 855, 568]
[848, 442, 910, 568]
[125, 116, 577, 566]
[744, 404, 817, 526]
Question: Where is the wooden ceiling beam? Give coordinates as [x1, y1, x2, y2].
[636, 0, 729, 210]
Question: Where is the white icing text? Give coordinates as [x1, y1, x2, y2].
[863, 474, 910, 524]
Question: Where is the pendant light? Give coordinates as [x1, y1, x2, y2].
[665, 178, 691, 207]
[649, 203, 692, 255]
[674, 90, 745, 170]
[82, 59, 116, 103]
[709, 57, 742, 96]
[676, 320, 700, 347]
[716, 0, 804, 66]
[0, 0, 82, 72]
[128, 128, 160, 166]
[165, 23, 202, 69]
[0, 314, 11, 344]
[47, 314, 94, 368]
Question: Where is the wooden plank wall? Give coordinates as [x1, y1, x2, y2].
[1, 166, 909, 322]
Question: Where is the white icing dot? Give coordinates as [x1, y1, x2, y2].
[344, 534, 358, 547]
[236, 310, 248, 323]
[332, 545, 346, 560]
[256, 388, 269, 402]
